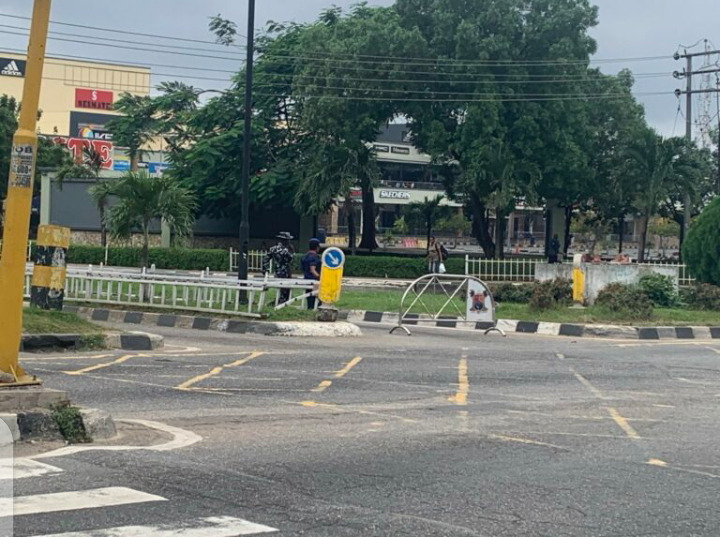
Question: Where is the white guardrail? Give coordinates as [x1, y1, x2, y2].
[23, 266, 316, 317]
[465, 256, 695, 286]
[230, 249, 268, 273]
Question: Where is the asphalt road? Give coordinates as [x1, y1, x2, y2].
[12, 323, 720, 536]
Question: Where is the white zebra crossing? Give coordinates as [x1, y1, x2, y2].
[30, 516, 278, 536]
[0, 459, 63, 480]
[1, 487, 166, 517]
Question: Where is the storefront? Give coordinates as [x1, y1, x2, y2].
[0, 50, 151, 173]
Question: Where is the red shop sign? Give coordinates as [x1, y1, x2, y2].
[75, 88, 114, 110]
[53, 137, 114, 170]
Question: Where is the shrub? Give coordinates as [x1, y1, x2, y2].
[340, 255, 465, 279]
[683, 197, 720, 285]
[51, 403, 92, 444]
[529, 279, 572, 311]
[67, 246, 229, 271]
[596, 283, 653, 320]
[680, 283, 720, 311]
[639, 273, 679, 308]
[491, 282, 533, 303]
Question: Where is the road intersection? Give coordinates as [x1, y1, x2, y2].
[12, 324, 720, 536]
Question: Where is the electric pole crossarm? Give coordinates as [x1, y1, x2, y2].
[675, 49, 720, 59]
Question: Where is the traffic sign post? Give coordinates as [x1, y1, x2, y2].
[317, 247, 345, 321]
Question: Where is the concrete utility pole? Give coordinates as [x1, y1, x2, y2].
[0, 0, 52, 385]
[238, 0, 256, 283]
[674, 47, 720, 253]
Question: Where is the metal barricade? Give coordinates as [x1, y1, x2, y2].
[390, 274, 505, 336]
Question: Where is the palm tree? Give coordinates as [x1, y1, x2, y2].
[88, 180, 114, 248]
[625, 129, 675, 263]
[407, 194, 451, 246]
[106, 94, 158, 171]
[105, 171, 196, 269]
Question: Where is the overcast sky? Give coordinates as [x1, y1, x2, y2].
[1, 0, 718, 140]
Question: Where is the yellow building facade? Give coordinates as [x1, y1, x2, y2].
[0, 51, 150, 172]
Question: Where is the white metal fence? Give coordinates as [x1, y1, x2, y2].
[464, 255, 695, 286]
[23, 267, 316, 317]
[229, 249, 268, 273]
[464, 257, 541, 282]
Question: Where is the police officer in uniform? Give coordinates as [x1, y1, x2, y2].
[262, 232, 295, 303]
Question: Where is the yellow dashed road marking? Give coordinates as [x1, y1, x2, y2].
[448, 357, 468, 406]
[175, 352, 264, 390]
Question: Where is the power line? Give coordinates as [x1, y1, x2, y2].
[0, 45, 673, 91]
[0, 23, 246, 58]
[254, 82, 659, 98]
[0, 12, 246, 48]
[1, 46, 238, 74]
[250, 91, 671, 103]
[2, 30, 246, 62]
[1, 20, 673, 69]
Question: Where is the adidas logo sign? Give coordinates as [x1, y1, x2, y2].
[1, 60, 23, 77]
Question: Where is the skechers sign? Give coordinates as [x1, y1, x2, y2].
[75, 89, 114, 110]
[1, 57, 26, 78]
[379, 190, 410, 200]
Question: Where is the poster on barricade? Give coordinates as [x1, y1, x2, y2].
[466, 280, 494, 323]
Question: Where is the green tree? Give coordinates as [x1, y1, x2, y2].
[683, 197, 720, 285]
[579, 70, 647, 253]
[395, 0, 600, 258]
[658, 137, 715, 250]
[624, 129, 675, 262]
[88, 180, 115, 248]
[106, 94, 158, 171]
[406, 194, 452, 245]
[1, 95, 73, 200]
[105, 171, 196, 268]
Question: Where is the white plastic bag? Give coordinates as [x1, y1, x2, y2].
[438, 262, 447, 274]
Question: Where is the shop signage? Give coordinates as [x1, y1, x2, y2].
[52, 136, 113, 170]
[78, 125, 113, 141]
[75, 89, 114, 110]
[0, 57, 26, 78]
[379, 190, 410, 200]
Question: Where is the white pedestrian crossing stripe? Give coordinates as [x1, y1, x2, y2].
[30, 516, 278, 536]
[0, 459, 63, 480]
[0, 487, 165, 517]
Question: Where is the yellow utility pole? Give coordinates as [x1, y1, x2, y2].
[0, 0, 52, 384]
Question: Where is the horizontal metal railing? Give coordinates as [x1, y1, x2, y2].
[229, 249, 268, 273]
[465, 256, 695, 285]
[23, 267, 315, 317]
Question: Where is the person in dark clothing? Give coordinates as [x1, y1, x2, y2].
[262, 232, 295, 303]
[548, 234, 561, 264]
[301, 238, 322, 310]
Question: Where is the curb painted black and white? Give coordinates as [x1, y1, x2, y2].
[68, 306, 362, 338]
[346, 310, 720, 341]
[20, 331, 163, 352]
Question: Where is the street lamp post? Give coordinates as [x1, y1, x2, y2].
[238, 0, 256, 282]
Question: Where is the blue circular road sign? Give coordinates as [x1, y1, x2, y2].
[322, 247, 345, 270]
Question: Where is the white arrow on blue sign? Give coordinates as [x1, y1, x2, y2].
[322, 247, 345, 269]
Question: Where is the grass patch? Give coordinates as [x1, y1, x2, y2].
[23, 308, 103, 335]
[263, 288, 720, 326]
[51, 403, 92, 444]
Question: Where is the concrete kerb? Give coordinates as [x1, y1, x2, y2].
[0, 406, 118, 444]
[21, 332, 163, 353]
[345, 310, 720, 341]
[72, 306, 362, 338]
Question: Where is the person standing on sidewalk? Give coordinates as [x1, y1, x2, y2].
[548, 234, 561, 264]
[262, 232, 295, 304]
[426, 236, 445, 273]
[301, 238, 322, 310]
